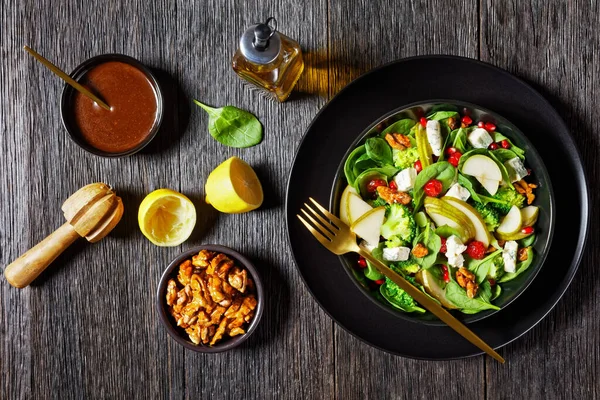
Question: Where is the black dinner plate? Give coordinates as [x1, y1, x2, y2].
[285, 55, 590, 359]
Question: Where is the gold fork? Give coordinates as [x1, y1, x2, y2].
[297, 197, 505, 363]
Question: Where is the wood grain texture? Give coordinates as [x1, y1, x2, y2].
[480, 1, 600, 399]
[1, 0, 599, 399]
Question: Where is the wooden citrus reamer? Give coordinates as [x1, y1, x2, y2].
[4, 183, 123, 288]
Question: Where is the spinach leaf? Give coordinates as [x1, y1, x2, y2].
[435, 225, 464, 239]
[445, 281, 500, 312]
[353, 167, 398, 197]
[458, 148, 514, 189]
[380, 119, 417, 137]
[353, 153, 377, 178]
[491, 148, 518, 163]
[490, 284, 502, 301]
[465, 250, 503, 284]
[498, 247, 535, 283]
[478, 280, 493, 303]
[365, 248, 386, 281]
[519, 233, 536, 247]
[457, 173, 483, 203]
[344, 145, 366, 184]
[494, 132, 525, 159]
[426, 111, 459, 121]
[412, 162, 456, 211]
[412, 225, 442, 269]
[193, 100, 262, 148]
[380, 281, 426, 313]
[365, 137, 393, 166]
[452, 127, 469, 153]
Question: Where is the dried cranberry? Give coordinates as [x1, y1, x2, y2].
[367, 179, 387, 193]
[466, 241, 486, 260]
[489, 278, 496, 286]
[357, 257, 367, 268]
[414, 160, 423, 173]
[441, 265, 450, 283]
[424, 179, 443, 197]
[388, 180, 398, 191]
[521, 226, 534, 235]
[420, 117, 427, 127]
[375, 279, 385, 285]
[440, 237, 448, 254]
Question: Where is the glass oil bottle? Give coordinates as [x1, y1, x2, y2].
[232, 17, 304, 102]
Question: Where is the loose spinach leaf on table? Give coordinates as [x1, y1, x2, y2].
[194, 100, 262, 148]
[365, 137, 393, 166]
[380, 119, 417, 137]
[412, 161, 456, 211]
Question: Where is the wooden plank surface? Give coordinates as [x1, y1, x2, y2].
[0, 0, 598, 399]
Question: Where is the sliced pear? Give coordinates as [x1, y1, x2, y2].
[461, 155, 502, 195]
[346, 193, 372, 225]
[424, 197, 476, 241]
[520, 206, 539, 227]
[443, 197, 492, 247]
[415, 270, 457, 309]
[495, 230, 534, 241]
[496, 205, 523, 235]
[339, 185, 358, 225]
[350, 206, 386, 245]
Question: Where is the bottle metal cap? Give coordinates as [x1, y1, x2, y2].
[239, 17, 281, 65]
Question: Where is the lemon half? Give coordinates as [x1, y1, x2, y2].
[138, 189, 197, 246]
[205, 156, 263, 213]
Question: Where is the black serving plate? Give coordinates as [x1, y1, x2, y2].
[330, 100, 555, 326]
[285, 56, 590, 359]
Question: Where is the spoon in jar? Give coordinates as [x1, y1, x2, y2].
[23, 45, 111, 111]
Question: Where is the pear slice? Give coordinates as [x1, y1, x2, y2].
[415, 270, 457, 309]
[520, 206, 539, 227]
[495, 230, 534, 241]
[496, 205, 523, 235]
[346, 193, 372, 225]
[443, 197, 492, 247]
[424, 197, 476, 241]
[461, 155, 502, 195]
[339, 185, 358, 225]
[350, 206, 386, 245]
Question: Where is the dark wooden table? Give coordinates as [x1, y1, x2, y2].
[1, 1, 598, 399]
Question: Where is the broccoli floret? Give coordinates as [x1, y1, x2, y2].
[380, 204, 416, 244]
[369, 196, 388, 208]
[394, 259, 420, 274]
[393, 147, 419, 169]
[385, 235, 407, 248]
[489, 187, 525, 214]
[474, 202, 501, 231]
[380, 278, 425, 313]
[487, 253, 505, 280]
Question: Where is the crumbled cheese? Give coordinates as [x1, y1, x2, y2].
[504, 157, 528, 183]
[361, 240, 378, 253]
[503, 240, 518, 273]
[383, 246, 411, 262]
[468, 128, 494, 149]
[445, 235, 467, 268]
[445, 183, 471, 202]
[426, 120, 443, 156]
[394, 167, 417, 191]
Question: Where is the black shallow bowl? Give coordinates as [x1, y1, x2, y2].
[286, 55, 590, 359]
[330, 100, 555, 326]
[60, 54, 164, 157]
[156, 245, 264, 353]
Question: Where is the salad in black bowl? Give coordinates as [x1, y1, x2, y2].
[332, 101, 554, 323]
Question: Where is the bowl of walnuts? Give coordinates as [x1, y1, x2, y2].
[156, 245, 264, 352]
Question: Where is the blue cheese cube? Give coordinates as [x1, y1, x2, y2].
[504, 157, 528, 183]
[468, 128, 494, 149]
[445, 183, 470, 202]
[383, 246, 411, 262]
[502, 240, 518, 273]
[393, 167, 417, 191]
[426, 120, 443, 156]
[445, 235, 467, 267]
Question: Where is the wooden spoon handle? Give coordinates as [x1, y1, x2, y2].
[4, 223, 80, 288]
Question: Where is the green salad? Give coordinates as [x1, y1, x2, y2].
[340, 109, 540, 315]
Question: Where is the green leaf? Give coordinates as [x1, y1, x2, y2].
[353, 167, 398, 198]
[365, 246, 385, 281]
[380, 119, 417, 137]
[490, 284, 502, 301]
[353, 153, 378, 178]
[493, 132, 525, 159]
[491, 148, 518, 163]
[344, 145, 366, 184]
[412, 161, 456, 211]
[193, 100, 263, 148]
[380, 280, 426, 313]
[519, 233, 536, 247]
[445, 281, 500, 312]
[413, 225, 442, 269]
[465, 250, 503, 284]
[498, 247, 535, 283]
[435, 225, 463, 239]
[452, 127, 469, 153]
[426, 111, 459, 121]
[365, 137, 393, 166]
[457, 173, 483, 203]
[458, 148, 514, 189]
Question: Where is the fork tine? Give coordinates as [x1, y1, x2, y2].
[308, 197, 344, 227]
[304, 203, 339, 234]
[297, 215, 332, 248]
[300, 209, 334, 240]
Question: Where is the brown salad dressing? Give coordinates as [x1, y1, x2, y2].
[73, 61, 157, 153]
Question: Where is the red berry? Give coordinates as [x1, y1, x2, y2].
[488, 142, 499, 150]
[445, 147, 458, 156]
[448, 151, 462, 167]
[466, 240, 486, 260]
[485, 122, 497, 132]
[521, 226, 534, 235]
[388, 180, 398, 191]
[367, 179, 387, 193]
[441, 265, 450, 283]
[375, 279, 385, 285]
[478, 121, 485, 128]
[414, 160, 423, 173]
[424, 179, 443, 197]
[357, 257, 367, 268]
[440, 237, 447, 254]
[420, 117, 427, 127]
[489, 278, 496, 286]
[501, 139, 511, 149]
[461, 115, 472, 126]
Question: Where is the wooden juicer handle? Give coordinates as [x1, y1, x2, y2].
[4, 183, 123, 288]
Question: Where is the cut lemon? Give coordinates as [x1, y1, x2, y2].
[138, 189, 196, 246]
[205, 156, 263, 213]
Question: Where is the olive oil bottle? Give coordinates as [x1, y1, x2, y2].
[232, 17, 304, 102]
